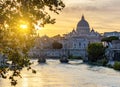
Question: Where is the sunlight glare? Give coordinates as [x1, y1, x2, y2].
[20, 24, 28, 29]
[35, 25, 42, 30]
[34, 21, 42, 30]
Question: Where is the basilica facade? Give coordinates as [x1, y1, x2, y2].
[60, 15, 101, 58]
[63, 15, 101, 43]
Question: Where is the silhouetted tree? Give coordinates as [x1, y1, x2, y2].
[101, 36, 119, 42]
[52, 41, 63, 49]
[87, 43, 105, 62]
[0, 0, 65, 86]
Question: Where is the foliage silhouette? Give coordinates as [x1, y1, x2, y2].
[0, 0, 65, 86]
[87, 43, 105, 62]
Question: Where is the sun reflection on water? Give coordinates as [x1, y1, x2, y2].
[22, 78, 28, 87]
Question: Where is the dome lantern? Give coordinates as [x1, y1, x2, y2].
[76, 15, 90, 34]
[82, 14, 85, 20]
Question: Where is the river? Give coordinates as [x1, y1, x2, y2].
[0, 59, 120, 87]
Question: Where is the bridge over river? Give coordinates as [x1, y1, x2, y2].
[0, 59, 120, 87]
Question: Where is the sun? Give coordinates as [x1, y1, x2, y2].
[20, 24, 28, 29]
[18, 19, 29, 30]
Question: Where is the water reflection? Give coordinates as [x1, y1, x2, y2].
[1, 59, 120, 87]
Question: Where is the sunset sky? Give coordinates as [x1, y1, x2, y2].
[38, 0, 120, 37]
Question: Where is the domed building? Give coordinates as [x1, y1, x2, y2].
[76, 15, 90, 34]
[64, 15, 101, 42]
[61, 15, 101, 60]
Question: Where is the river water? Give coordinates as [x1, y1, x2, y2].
[0, 59, 120, 87]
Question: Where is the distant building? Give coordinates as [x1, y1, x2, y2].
[105, 40, 120, 61]
[64, 15, 101, 43]
[30, 15, 101, 60]
[60, 15, 101, 60]
[104, 31, 120, 39]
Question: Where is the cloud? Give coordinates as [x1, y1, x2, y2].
[40, 0, 120, 36]
[63, 0, 120, 13]
[63, 6, 104, 13]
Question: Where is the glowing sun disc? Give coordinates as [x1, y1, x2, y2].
[20, 24, 28, 29]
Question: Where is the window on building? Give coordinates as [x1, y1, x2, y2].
[79, 43, 81, 48]
[83, 43, 86, 48]
[74, 44, 76, 48]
